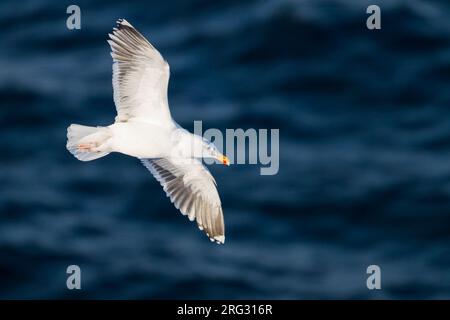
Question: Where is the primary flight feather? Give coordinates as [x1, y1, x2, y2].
[66, 19, 229, 244]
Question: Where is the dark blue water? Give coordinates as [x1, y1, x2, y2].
[1, 0, 450, 299]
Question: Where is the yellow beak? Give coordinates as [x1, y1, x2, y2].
[218, 155, 230, 166]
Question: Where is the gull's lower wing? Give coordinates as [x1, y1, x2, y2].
[141, 158, 225, 244]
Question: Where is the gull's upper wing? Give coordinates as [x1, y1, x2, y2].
[108, 19, 172, 124]
[141, 158, 225, 244]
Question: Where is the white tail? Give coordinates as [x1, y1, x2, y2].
[66, 124, 111, 161]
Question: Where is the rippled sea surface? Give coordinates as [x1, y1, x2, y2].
[1, 0, 450, 299]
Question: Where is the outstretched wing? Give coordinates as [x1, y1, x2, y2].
[141, 158, 225, 244]
[108, 19, 172, 124]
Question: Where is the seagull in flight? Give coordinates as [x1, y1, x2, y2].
[66, 19, 229, 244]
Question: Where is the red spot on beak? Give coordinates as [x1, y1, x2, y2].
[222, 156, 230, 166]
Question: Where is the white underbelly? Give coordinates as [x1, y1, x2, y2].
[108, 121, 173, 158]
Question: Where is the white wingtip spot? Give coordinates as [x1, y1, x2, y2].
[117, 18, 132, 28]
[214, 235, 225, 244]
